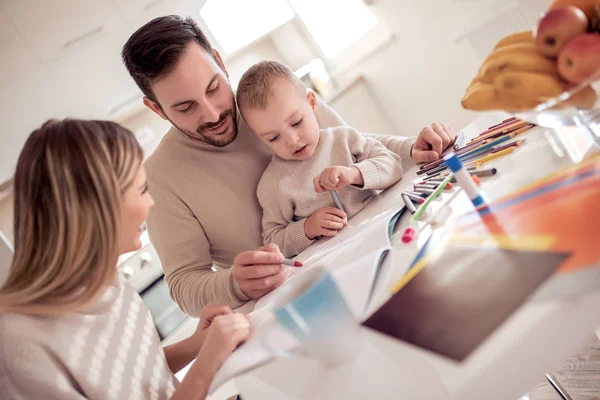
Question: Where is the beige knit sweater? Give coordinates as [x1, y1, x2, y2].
[258, 126, 402, 258]
[145, 98, 416, 315]
[0, 275, 178, 400]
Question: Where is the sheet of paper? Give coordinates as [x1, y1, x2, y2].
[209, 208, 405, 394]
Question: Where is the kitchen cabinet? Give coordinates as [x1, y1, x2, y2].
[2, 0, 122, 63]
[327, 75, 398, 136]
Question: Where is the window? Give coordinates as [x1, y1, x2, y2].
[287, 0, 379, 59]
[199, 0, 386, 64]
[199, 0, 295, 54]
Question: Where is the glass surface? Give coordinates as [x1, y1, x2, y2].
[515, 74, 600, 163]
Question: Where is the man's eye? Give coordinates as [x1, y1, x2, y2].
[178, 104, 195, 113]
[208, 81, 219, 93]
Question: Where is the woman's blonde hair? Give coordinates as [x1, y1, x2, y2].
[0, 119, 143, 315]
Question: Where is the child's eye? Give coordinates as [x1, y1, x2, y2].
[268, 135, 280, 142]
[292, 118, 303, 127]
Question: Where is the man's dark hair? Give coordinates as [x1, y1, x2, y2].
[122, 15, 217, 103]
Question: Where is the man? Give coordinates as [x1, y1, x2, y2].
[122, 15, 457, 316]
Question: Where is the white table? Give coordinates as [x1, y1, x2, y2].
[190, 112, 600, 399]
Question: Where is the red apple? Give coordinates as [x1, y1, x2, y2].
[557, 34, 600, 83]
[534, 6, 589, 57]
[548, 0, 600, 22]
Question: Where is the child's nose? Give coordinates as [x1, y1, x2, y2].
[286, 133, 300, 147]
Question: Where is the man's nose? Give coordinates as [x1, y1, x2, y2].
[201, 100, 220, 123]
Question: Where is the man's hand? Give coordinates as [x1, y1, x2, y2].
[313, 166, 362, 193]
[231, 243, 288, 299]
[412, 123, 457, 163]
[304, 207, 348, 240]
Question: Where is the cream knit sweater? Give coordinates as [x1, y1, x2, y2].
[0, 275, 177, 399]
[144, 98, 416, 315]
[258, 126, 402, 257]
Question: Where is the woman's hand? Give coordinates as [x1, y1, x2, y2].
[171, 313, 251, 400]
[189, 304, 233, 350]
[197, 313, 252, 376]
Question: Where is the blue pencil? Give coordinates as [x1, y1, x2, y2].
[330, 191, 345, 213]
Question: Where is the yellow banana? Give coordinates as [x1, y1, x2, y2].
[478, 52, 559, 84]
[494, 71, 567, 101]
[462, 83, 500, 111]
[462, 81, 542, 112]
[493, 30, 534, 50]
[483, 42, 538, 64]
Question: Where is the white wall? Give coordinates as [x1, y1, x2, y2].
[0, 195, 14, 285]
[0, 195, 14, 245]
[332, 0, 483, 137]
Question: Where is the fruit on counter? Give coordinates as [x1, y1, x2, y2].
[478, 51, 559, 83]
[483, 42, 538, 64]
[557, 33, 600, 83]
[548, 0, 600, 22]
[494, 71, 567, 99]
[493, 30, 534, 49]
[534, 6, 589, 57]
[461, 82, 540, 112]
[461, 0, 600, 114]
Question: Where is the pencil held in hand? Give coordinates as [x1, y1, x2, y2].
[283, 258, 303, 267]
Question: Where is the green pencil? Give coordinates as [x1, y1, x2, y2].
[412, 173, 454, 221]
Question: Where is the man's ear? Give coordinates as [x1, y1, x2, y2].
[307, 89, 318, 113]
[214, 49, 229, 78]
[143, 97, 167, 120]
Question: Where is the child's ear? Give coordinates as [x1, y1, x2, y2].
[307, 89, 318, 113]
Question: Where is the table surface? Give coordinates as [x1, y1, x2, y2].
[187, 111, 600, 400]
[529, 334, 600, 400]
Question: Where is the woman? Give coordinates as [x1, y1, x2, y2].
[0, 119, 252, 399]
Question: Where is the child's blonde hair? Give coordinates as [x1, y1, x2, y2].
[237, 60, 306, 112]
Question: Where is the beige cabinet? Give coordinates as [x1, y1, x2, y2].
[2, 0, 122, 62]
[327, 76, 398, 136]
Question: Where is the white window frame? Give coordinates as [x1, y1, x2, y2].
[198, 0, 394, 76]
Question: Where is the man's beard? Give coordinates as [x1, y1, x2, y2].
[174, 107, 238, 147]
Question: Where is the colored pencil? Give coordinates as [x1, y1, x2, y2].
[412, 173, 454, 220]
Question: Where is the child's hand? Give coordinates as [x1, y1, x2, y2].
[313, 166, 363, 193]
[304, 207, 348, 239]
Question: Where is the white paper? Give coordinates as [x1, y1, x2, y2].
[208, 207, 405, 395]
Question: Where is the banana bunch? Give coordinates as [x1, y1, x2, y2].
[462, 30, 597, 112]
